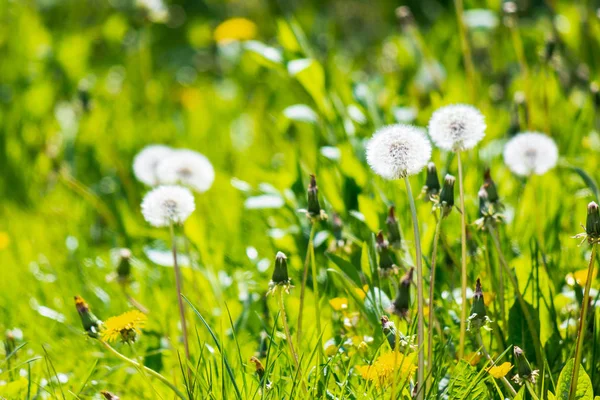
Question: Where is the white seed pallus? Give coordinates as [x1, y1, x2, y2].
[503, 132, 558, 176]
[141, 185, 196, 227]
[428, 104, 486, 151]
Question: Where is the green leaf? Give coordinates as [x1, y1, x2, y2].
[555, 358, 594, 400]
[326, 252, 362, 287]
[508, 299, 540, 365]
[448, 360, 488, 400]
[572, 166, 600, 202]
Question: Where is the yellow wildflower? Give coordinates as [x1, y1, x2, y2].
[329, 297, 349, 311]
[214, 18, 257, 44]
[101, 310, 147, 343]
[483, 292, 495, 307]
[463, 351, 482, 366]
[0, 232, 10, 250]
[357, 352, 416, 387]
[567, 268, 597, 286]
[354, 285, 369, 301]
[487, 362, 513, 379]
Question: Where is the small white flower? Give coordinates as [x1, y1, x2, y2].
[366, 124, 432, 180]
[503, 132, 558, 177]
[157, 149, 215, 193]
[133, 145, 175, 186]
[141, 185, 195, 227]
[428, 104, 486, 151]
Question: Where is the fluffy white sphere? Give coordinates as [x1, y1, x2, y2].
[157, 149, 215, 193]
[366, 124, 432, 180]
[503, 132, 558, 176]
[141, 185, 196, 227]
[133, 145, 175, 186]
[428, 104, 486, 151]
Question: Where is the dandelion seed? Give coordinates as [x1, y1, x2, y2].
[101, 310, 147, 343]
[428, 104, 486, 152]
[366, 124, 432, 180]
[133, 145, 174, 186]
[157, 149, 215, 193]
[503, 132, 558, 176]
[141, 185, 195, 227]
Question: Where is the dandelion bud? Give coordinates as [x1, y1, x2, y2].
[250, 356, 272, 389]
[331, 212, 343, 242]
[478, 186, 490, 218]
[392, 267, 413, 318]
[100, 391, 120, 400]
[423, 162, 441, 200]
[270, 252, 291, 288]
[74, 296, 102, 337]
[439, 174, 455, 217]
[386, 206, 402, 248]
[483, 169, 499, 204]
[513, 346, 536, 383]
[307, 174, 325, 219]
[469, 279, 487, 330]
[395, 6, 414, 27]
[381, 316, 398, 350]
[376, 231, 396, 271]
[4, 330, 16, 357]
[116, 248, 132, 283]
[586, 201, 600, 241]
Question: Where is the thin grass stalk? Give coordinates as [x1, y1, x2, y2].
[169, 223, 191, 378]
[404, 176, 424, 399]
[457, 152, 468, 359]
[297, 222, 317, 348]
[569, 243, 597, 400]
[309, 223, 324, 365]
[99, 340, 187, 400]
[526, 381, 541, 400]
[427, 212, 443, 389]
[453, 0, 476, 101]
[278, 289, 299, 369]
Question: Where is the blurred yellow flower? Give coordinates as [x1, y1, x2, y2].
[487, 362, 513, 379]
[354, 285, 369, 301]
[0, 232, 10, 250]
[483, 292, 495, 307]
[567, 268, 597, 286]
[463, 351, 482, 366]
[101, 310, 147, 343]
[357, 352, 416, 387]
[214, 18, 257, 44]
[329, 297, 348, 311]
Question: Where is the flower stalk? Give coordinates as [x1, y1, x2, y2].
[457, 151, 468, 359]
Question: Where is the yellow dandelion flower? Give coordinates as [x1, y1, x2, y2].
[483, 292, 495, 307]
[567, 267, 597, 286]
[101, 310, 147, 343]
[354, 285, 369, 301]
[0, 232, 10, 250]
[214, 18, 257, 44]
[487, 362, 513, 379]
[463, 351, 482, 366]
[329, 297, 348, 311]
[357, 352, 416, 387]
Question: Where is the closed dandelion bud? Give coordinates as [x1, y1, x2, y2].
[376, 231, 395, 271]
[331, 212, 343, 242]
[381, 316, 398, 350]
[513, 346, 534, 380]
[483, 169, 499, 204]
[100, 391, 120, 400]
[392, 267, 413, 318]
[586, 202, 600, 241]
[307, 174, 322, 218]
[386, 206, 402, 248]
[250, 356, 266, 381]
[439, 175, 455, 217]
[395, 6, 414, 27]
[270, 252, 291, 288]
[469, 279, 487, 330]
[116, 248, 132, 283]
[423, 162, 441, 200]
[478, 187, 489, 217]
[4, 331, 16, 357]
[74, 296, 102, 337]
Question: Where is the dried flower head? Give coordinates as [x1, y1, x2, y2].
[503, 132, 558, 177]
[436, 174, 456, 218]
[512, 346, 539, 385]
[141, 185, 195, 227]
[101, 310, 147, 343]
[428, 104, 486, 151]
[366, 124, 432, 180]
[468, 278, 491, 331]
[268, 251, 291, 293]
[156, 149, 215, 193]
[74, 296, 102, 337]
[422, 162, 441, 200]
[133, 145, 174, 186]
[391, 267, 413, 318]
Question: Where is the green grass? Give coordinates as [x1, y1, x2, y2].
[2, 0, 600, 398]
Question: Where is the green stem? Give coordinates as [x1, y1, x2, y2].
[569, 244, 597, 400]
[487, 222, 544, 370]
[457, 152, 468, 359]
[404, 176, 424, 400]
[427, 212, 444, 389]
[454, 0, 476, 101]
[278, 289, 299, 368]
[309, 224, 323, 360]
[476, 332, 517, 397]
[526, 381, 541, 400]
[297, 223, 317, 349]
[169, 223, 191, 377]
[99, 340, 187, 400]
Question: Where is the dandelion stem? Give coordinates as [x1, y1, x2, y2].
[309, 222, 324, 362]
[278, 288, 299, 368]
[120, 283, 149, 314]
[476, 332, 517, 397]
[457, 152, 468, 360]
[297, 222, 317, 348]
[169, 223, 191, 378]
[404, 176, 424, 400]
[569, 243, 597, 400]
[487, 222, 544, 370]
[427, 212, 443, 389]
[99, 340, 187, 400]
[526, 381, 541, 400]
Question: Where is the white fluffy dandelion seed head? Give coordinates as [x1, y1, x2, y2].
[141, 185, 196, 227]
[428, 104, 486, 151]
[133, 145, 175, 186]
[503, 132, 558, 177]
[156, 149, 215, 193]
[366, 124, 432, 180]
